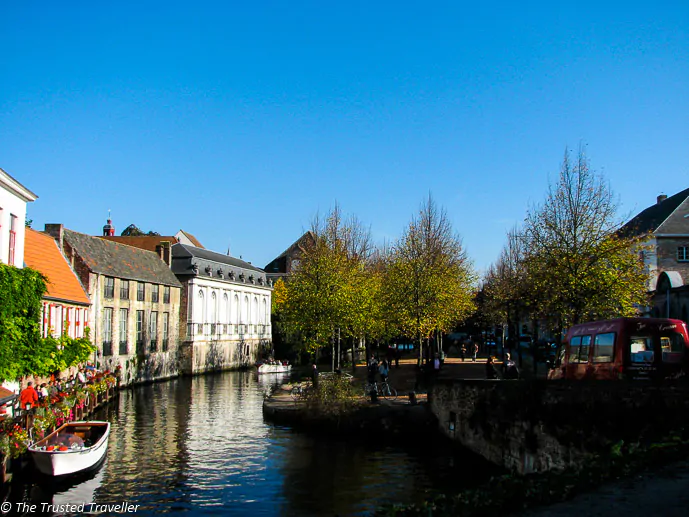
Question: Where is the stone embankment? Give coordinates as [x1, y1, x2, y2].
[262, 386, 437, 441]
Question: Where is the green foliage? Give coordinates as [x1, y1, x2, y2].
[482, 148, 649, 335]
[120, 224, 160, 236]
[303, 374, 361, 416]
[0, 265, 48, 381]
[382, 195, 477, 358]
[0, 264, 95, 381]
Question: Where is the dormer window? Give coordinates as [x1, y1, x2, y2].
[205, 265, 212, 275]
[217, 268, 224, 278]
[258, 277, 264, 285]
[239, 273, 245, 282]
[249, 275, 255, 284]
[229, 271, 235, 280]
[191, 263, 199, 274]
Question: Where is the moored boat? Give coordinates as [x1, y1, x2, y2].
[29, 421, 110, 476]
[257, 363, 292, 374]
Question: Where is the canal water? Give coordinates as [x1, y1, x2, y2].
[4, 371, 498, 516]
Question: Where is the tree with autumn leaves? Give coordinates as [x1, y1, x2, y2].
[481, 148, 649, 344]
[273, 198, 477, 367]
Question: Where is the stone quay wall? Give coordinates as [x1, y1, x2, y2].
[430, 379, 689, 474]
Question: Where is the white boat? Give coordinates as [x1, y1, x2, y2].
[257, 363, 292, 374]
[29, 421, 110, 476]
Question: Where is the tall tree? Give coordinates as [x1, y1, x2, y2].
[278, 206, 376, 365]
[383, 195, 476, 365]
[523, 147, 649, 331]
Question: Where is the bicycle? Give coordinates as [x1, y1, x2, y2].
[362, 381, 397, 399]
[290, 382, 313, 401]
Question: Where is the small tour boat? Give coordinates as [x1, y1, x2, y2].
[257, 363, 292, 374]
[29, 421, 110, 477]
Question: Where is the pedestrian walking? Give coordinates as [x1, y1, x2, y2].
[486, 356, 499, 379]
[473, 342, 479, 362]
[460, 343, 466, 362]
[502, 352, 520, 380]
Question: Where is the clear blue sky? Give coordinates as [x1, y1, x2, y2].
[2, 1, 687, 274]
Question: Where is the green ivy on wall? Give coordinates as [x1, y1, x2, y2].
[0, 264, 95, 381]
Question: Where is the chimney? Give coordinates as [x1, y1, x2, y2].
[44, 224, 64, 251]
[657, 194, 668, 204]
[156, 242, 172, 266]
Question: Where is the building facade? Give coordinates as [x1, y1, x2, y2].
[622, 189, 689, 323]
[0, 168, 37, 268]
[44, 224, 183, 385]
[24, 228, 90, 339]
[171, 243, 272, 374]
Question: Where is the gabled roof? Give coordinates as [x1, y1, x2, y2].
[621, 187, 689, 237]
[264, 231, 315, 273]
[100, 235, 179, 252]
[24, 228, 90, 305]
[0, 167, 38, 202]
[175, 230, 204, 248]
[63, 230, 182, 287]
[172, 243, 264, 273]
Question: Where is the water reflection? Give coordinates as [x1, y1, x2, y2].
[6, 371, 497, 516]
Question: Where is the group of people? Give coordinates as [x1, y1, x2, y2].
[18, 365, 101, 410]
[367, 357, 391, 384]
[485, 353, 520, 380]
[459, 342, 480, 362]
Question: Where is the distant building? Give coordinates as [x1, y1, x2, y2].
[0, 167, 37, 268]
[24, 228, 90, 339]
[621, 188, 689, 322]
[171, 243, 272, 374]
[263, 231, 315, 284]
[43, 223, 183, 385]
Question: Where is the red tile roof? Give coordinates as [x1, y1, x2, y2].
[24, 228, 90, 305]
[100, 236, 179, 253]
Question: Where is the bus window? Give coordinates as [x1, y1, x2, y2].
[630, 336, 654, 363]
[661, 333, 685, 364]
[570, 335, 591, 363]
[569, 336, 581, 363]
[593, 332, 615, 363]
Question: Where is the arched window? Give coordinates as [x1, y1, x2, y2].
[198, 290, 205, 322]
[243, 296, 249, 323]
[234, 294, 239, 324]
[262, 298, 267, 325]
[253, 297, 258, 324]
[224, 293, 229, 324]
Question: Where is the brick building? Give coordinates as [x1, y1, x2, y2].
[43, 223, 183, 385]
[621, 188, 689, 323]
[24, 228, 90, 339]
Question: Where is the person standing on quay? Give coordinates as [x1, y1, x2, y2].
[473, 342, 479, 362]
[19, 381, 39, 409]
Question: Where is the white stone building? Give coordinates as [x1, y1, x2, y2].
[171, 243, 272, 374]
[0, 167, 37, 268]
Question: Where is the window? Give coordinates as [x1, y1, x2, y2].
[679, 247, 689, 262]
[164, 286, 170, 304]
[136, 310, 145, 354]
[8, 214, 17, 265]
[593, 332, 615, 363]
[150, 311, 158, 352]
[568, 335, 591, 363]
[151, 285, 159, 303]
[163, 312, 169, 351]
[137, 282, 145, 301]
[104, 277, 115, 299]
[119, 309, 128, 355]
[661, 333, 685, 364]
[103, 308, 113, 356]
[629, 336, 654, 363]
[120, 280, 130, 300]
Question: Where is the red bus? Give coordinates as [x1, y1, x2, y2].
[548, 317, 689, 381]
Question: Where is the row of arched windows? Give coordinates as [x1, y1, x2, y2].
[196, 288, 269, 326]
